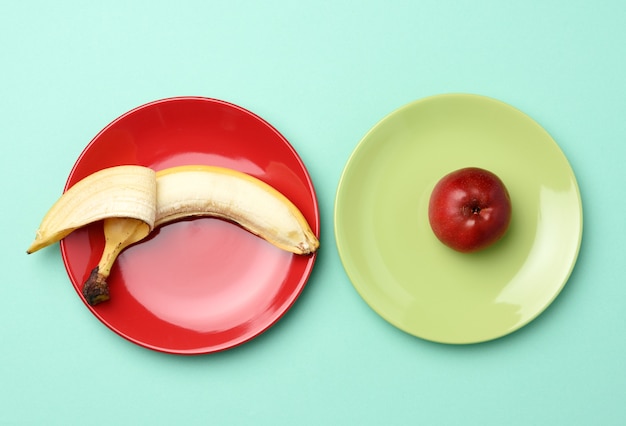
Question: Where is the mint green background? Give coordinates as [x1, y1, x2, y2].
[2, 1, 624, 425]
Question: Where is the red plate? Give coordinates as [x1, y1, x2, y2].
[60, 97, 319, 355]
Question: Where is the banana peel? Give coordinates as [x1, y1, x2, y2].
[26, 165, 157, 254]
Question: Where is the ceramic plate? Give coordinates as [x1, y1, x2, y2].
[334, 94, 582, 344]
[60, 97, 319, 354]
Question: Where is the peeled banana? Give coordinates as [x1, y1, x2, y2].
[155, 165, 319, 255]
[28, 163, 318, 305]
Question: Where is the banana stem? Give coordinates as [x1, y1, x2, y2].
[83, 266, 110, 305]
[82, 217, 151, 306]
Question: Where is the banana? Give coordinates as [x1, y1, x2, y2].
[155, 165, 319, 255]
[26, 165, 157, 254]
[28, 163, 318, 306]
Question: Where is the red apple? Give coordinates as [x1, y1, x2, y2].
[428, 167, 512, 253]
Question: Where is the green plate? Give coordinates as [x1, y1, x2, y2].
[334, 94, 583, 344]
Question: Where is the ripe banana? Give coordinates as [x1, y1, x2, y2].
[81, 165, 320, 305]
[28, 163, 318, 305]
[26, 165, 157, 254]
[155, 165, 319, 255]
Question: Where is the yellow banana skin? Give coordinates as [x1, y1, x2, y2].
[82, 217, 151, 305]
[155, 165, 319, 255]
[26, 165, 157, 254]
